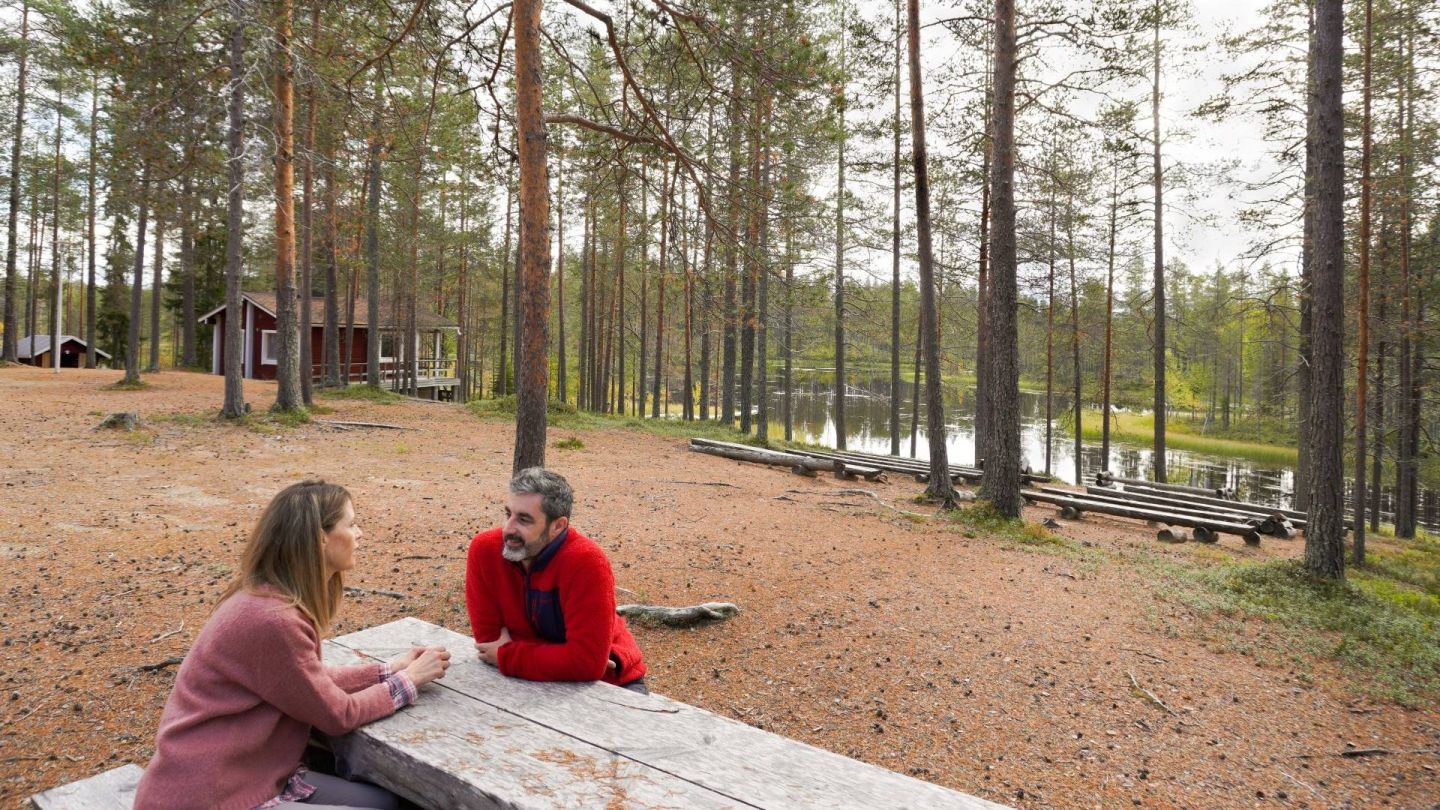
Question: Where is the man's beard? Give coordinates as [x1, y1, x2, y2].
[501, 532, 530, 562]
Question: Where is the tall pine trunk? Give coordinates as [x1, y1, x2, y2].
[979, 0, 1021, 517]
[1150, 2, 1168, 483]
[2, 0, 28, 363]
[124, 168, 151, 386]
[909, 0, 956, 507]
[272, 0, 302, 411]
[833, 14, 848, 449]
[220, 3, 246, 417]
[1353, 0, 1373, 563]
[890, 0, 903, 455]
[85, 74, 98, 368]
[364, 94, 383, 388]
[1302, 0, 1346, 579]
[148, 216, 163, 372]
[511, 0, 552, 472]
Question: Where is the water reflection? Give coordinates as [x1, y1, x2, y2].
[768, 373, 1439, 532]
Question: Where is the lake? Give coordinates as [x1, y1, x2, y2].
[767, 375, 1440, 532]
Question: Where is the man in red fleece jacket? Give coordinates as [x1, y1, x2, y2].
[466, 467, 649, 693]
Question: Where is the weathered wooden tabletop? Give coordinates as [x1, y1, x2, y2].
[324, 617, 1006, 809]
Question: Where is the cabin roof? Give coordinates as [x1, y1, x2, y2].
[16, 335, 112, 360]
[199, 291, 458, 331]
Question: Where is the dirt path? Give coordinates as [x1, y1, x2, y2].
[1, 366, 1435, 808]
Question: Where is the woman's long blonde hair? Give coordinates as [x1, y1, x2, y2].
[220, 480, 351, 634]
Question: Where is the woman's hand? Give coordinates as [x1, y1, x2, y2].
[475, 627, 512, 666]
[386, 646, 426, 673]
[403, 646, 451, 687]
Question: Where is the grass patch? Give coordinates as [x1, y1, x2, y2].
[1145, 554, 1440, 704]
[1081, 410, 1298, 467]
[317, 385, 405, 404]
[156, 411, 219, 427]
[944, 500, 1074, 552]
[466, 396, 770, 448]
[107, 378, 151, 391]
[554, 437, 585, 450]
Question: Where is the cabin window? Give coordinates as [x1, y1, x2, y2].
[260, 330, 277, 365]
[379, 332, 399, 361]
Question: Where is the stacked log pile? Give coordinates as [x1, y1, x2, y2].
[1021, 472, 1303, 546]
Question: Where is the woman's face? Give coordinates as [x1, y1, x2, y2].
[322, 499, 361, 575]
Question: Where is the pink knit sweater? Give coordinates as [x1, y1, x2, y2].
[134, 587, 394, 810]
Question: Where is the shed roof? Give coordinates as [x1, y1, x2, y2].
[199, 291, 458, 331]
[16, 335, 112, 360]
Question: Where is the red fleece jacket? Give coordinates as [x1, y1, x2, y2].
[465, 527, 646, 685]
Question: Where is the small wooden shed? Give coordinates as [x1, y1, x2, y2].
[16, 335, 111, 368]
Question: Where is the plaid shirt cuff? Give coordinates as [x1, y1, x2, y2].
[383, 670, 418, 710]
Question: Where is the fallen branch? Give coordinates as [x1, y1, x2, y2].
[1127, 670, 1178, 716]
[1121, 647, 1169, 663]
[829, 488, 933, 520]
[316, 420, 412, 431]
[617, 602, 740, 628]
[149, 620, 185, 644]
[345, 586, 408, 599]
[661, 480, 740, 488]
[137, 656, 185, 673]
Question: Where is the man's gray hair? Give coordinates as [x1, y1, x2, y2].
[509, 467, 573, 521]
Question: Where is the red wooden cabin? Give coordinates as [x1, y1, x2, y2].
[200, 292, 460, 398]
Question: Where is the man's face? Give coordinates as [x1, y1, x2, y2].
[502, 492, 566, 563]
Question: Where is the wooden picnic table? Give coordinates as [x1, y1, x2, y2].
[323, 617, 1006, 809]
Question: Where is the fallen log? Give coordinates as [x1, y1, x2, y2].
[1115, 483, 1307, 523]
[1021, 490, 1262, 544]
[617, 602, 740, 628]
[1085, 485, 1306, 530]
[1071, 486, 1294, 538]
[689, 441, 841, 477]
[1157, 528, 1190, 543]
[1096, 471, 1233, 499]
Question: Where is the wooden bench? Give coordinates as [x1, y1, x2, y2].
[31, 619, 1006, 808]
[29, 763, 142, 808]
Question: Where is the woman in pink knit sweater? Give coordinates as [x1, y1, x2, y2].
[135, 480, 451, 810]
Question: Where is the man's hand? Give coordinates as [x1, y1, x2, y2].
[475, 627, 512, 667]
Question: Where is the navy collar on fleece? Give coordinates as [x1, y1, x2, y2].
[522, 526, 569, 574]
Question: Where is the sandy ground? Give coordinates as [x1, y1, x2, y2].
[0, 365, 1436, 809]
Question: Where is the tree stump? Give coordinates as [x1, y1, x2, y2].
[95, 412, 141, 431]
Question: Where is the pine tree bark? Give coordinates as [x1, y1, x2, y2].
[148, 215, 163, 372]
[321, 113, 341, 387]
[1150, 1, 1168, 483]
[909, 0, 956, 507]
[833, 14, 848, 450]
[511, 0, 551, 473]
[1353, 0, 1373, 563]
[364, 93, 383, 388]
[654, 164, 672, 419]
[221, 2, 246, 417]
[755, 100, 773, 438]
[180, 171, 196, 368]
[85, 73, 98, 368]
[890, 0, 903, 456]
[614, 165, 627, 415]
[978, 0, 1021, 516]
[1302, 0, 1346, 579]
[272, 0, 302, 411]
[49, 84, 62, 373]
[555, 148, 566, 404]
[2, 0, 29, 363]
[124, 167, 151, 386]
[498, 180, 513, 396]
[1102, 162, 1119, 463]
